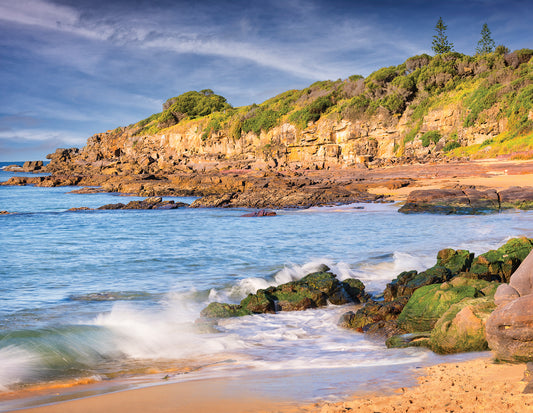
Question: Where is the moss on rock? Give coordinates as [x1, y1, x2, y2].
[397, 280, 485, 332]
[429, 296, 496, 354]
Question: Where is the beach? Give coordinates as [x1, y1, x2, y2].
[11, 357, 530, 413]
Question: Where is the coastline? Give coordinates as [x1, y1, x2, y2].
[11, 356, 531, 413]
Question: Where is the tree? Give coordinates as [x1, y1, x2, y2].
[432, 17, 454, 54]
[476, 23, 496, 54]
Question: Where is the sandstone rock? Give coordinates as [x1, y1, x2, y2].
[509, 249, 533, 297]
[400, 187, 533, 214]
[494, 284, 520, 306]
[486, 294, 533, 362]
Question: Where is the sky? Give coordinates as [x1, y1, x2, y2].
[0, 0, 532, 161]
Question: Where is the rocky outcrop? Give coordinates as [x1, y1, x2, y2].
[342, 238, 533, 353]
[486, 250, 533, 362]
[3, 161, 43, 172]
[241, 209, 277, 217]
[200, 266, 369, 319]
[399, 186, 533, 214]
[67, 197, 188, 211]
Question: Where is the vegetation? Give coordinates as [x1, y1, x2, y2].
[420, 131, 442, 147]
[122, 45, 531, 160]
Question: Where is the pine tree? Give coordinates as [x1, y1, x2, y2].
[432, 17, 454, 54]
[476, 23, 496, 54]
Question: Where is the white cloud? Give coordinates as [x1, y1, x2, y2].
[0, 128, 86, 145]
[0, 0, 78, 29]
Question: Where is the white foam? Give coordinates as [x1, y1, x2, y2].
[0, 346, 38, 391]
[92, 301, 245, 360]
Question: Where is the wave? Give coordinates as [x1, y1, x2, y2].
[208, 252, 435, 302]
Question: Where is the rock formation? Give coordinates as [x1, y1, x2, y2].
[486, 250, 533, 362]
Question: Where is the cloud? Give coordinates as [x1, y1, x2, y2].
[0, 0, 421, 82]
[0, 128, 86, 145]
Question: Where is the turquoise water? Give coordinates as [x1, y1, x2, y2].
[1, 161, 533, 408]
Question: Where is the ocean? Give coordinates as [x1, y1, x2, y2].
[1, 161, 533, 410]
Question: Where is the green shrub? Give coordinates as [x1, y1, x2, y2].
[420, 130, 442, 147]
[443, 141, 461, 151]
[349, 74, 364, 82]
[463, 84, 502, 127]
[166, 90, 231, 119]
[242, 108, 281, 135]
[380, 93, 405, 114]
[367, 66, 398, 83]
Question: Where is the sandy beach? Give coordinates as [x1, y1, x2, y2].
[9, 356, 530, 413]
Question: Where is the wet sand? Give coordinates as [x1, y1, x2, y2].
[12, 357, 532, 413]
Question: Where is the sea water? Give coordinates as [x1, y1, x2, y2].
[1, 161, 533, 409]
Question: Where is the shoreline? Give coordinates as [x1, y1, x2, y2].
[9, 356, 531, 413]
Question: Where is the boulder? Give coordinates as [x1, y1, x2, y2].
[466, 237, 533, 283]
[339, 296, 409, 331]
[396, 278, 492, 333]
[436, 248, 474, 275]
[486, 249, 533, 362]
[486, 294, 533, 362]
[429, 296, 496, 354]
[509, 247, 533, 297]
[200, 302, 252, 318]
[494, 284, 520, 306]
[383, 266, 452, 302]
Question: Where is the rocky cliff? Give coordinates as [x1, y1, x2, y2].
[43, 49, 532, 177]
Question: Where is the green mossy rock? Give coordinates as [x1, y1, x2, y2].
[383, 266, 452, 302]
[200, 302, 252, 318]
[340, 296, 409, 330]
[342, 278, 369, 303]
[397, 280, 486, 333]
[467, 237, 533, 283]
[240, 290, 276, 313]
[386, 332, 431, 349]
[201, 269, 368, 318]
[430, 296, 496, 354]
[436, 248, 474, 275]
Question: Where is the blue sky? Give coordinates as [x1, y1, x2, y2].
[0, 0, 531, 161]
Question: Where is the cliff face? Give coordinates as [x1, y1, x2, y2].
[45, 50, 532, 175]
